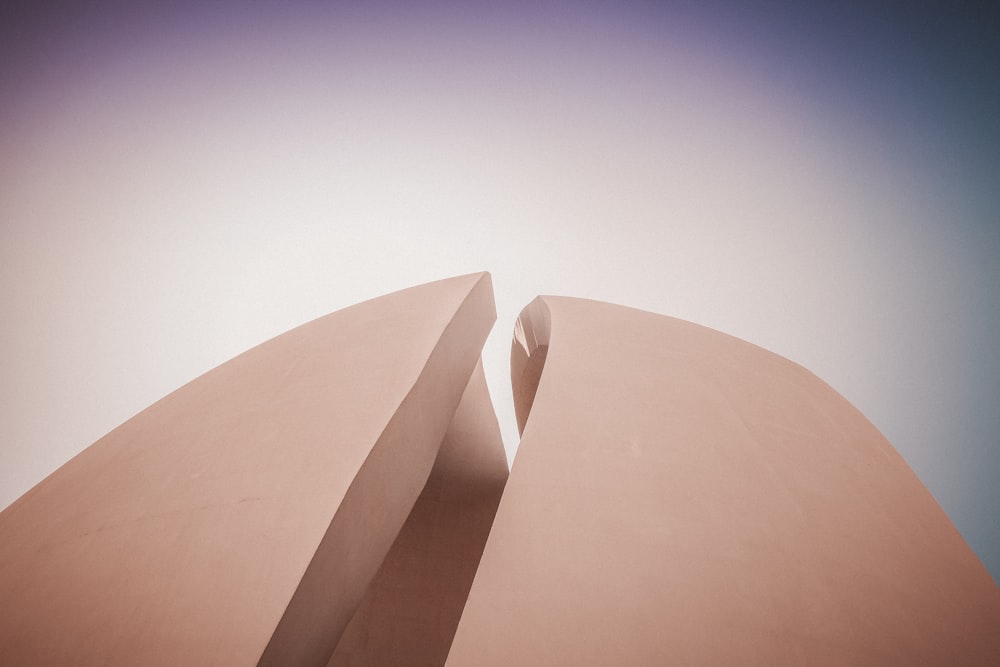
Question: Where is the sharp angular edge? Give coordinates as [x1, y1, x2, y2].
[327, 358, 508, 667]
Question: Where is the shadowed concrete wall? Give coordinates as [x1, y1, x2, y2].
[446, 296, 1000, 666]
[0, 272, 496, 667]
[328, 359, 508, 666]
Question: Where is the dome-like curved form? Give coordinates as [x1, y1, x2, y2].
[0, 273, 505, 666]
[447, 295, 1000, 666]
[2, 281, 998, 666]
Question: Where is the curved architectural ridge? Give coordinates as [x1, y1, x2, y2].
[2, 281, 998, 666]
[510, 296, 551, 435]
[0, 272, 499, 667]
[327, 358, 508, 666]
[257, 273, 497, 666]
[447, 295, 1000, 666]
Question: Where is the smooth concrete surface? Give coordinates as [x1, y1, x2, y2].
[328, 359, 508, 667]
[0, 272, 496, 666]
[446, 295, 1000, 666]
[4, 278, 999, 666]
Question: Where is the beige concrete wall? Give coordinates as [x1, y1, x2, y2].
[5, 279, 997, 665]
[0, 273, 496, 666]
[447, 296, 1000, 666]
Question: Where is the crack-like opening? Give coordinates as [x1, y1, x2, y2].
[510, 297, 552, 436]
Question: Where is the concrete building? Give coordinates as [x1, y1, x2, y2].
[447, 295, 1000, 665]
[0, 273, 501, 666]
[1, 275, 997, 665]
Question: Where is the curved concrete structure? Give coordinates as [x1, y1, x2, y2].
[328, 359, 507, 666]
[0, 272, 498, 666]
[446, 296, 1000, 666]
[4, 279, 998, 666]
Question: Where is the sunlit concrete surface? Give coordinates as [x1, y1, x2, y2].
[447, 296, 1000, 666]
[0, 273, 497, 666]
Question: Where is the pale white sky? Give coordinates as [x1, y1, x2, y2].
[2, 2, 998, 581]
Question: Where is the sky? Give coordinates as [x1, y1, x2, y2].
[1, 1, 998, 582]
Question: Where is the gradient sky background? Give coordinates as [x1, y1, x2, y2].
[1, 1, 998, 582]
